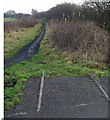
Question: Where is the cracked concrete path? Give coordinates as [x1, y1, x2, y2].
[5, 76, 109, 118]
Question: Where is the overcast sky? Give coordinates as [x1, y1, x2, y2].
[4, 0, 84, 14]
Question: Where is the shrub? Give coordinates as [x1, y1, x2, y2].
[49, 20, 109, 63]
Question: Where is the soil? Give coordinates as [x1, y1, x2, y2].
[4, 24, 45, 67]
[5, 76, 109, 118]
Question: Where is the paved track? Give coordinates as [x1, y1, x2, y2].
[5, 76, 109, 118]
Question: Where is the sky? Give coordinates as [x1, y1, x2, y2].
[4, 0, 84, 14]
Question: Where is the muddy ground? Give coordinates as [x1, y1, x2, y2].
[4, 24, 45, 67]
[5, 76, 109, 118]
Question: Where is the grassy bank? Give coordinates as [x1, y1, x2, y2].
[4, 18, 18, 22]
[4, 24, 109, 111]
[4, 23, 42, 61]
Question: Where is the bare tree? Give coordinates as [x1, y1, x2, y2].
[81, 0, 110, 30]
[31, 9, 38, 18]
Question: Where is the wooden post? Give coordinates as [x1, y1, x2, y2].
[73, 11, 75, 17]
[83, 15, 84, 21]
[63, 13, 65, 19]
[65, 17, 67, 23]
[51, 19, 52, 26]
[79, 12, 81, 17]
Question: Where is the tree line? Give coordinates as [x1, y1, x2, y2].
[5, 1, 110, 31]
[31, 1, 110, 31]
[4, 10, 30, 19]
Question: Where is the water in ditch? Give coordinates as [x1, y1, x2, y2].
[5, 24, 45, 67]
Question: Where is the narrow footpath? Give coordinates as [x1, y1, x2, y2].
[5, 24, 45, 66]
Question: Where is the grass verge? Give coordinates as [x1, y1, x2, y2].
[4, 23, 42, 60]
[4, 24, 109, 111]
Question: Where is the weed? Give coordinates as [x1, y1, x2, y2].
[100, 94, 106, 98]
[5, 102, 14, 110]
[102, 86, 105, 89]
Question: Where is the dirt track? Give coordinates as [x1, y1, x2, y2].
[5, 24, 45, 67]
[5, 76, 109, 118]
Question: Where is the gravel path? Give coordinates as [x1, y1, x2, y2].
[5, 76, 109, 118]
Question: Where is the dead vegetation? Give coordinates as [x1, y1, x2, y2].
[4, 17, 37, 33]
[49, 20, 109, 64]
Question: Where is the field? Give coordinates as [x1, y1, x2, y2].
[4, 17, 37, 33]
[4, 18, 18, 22]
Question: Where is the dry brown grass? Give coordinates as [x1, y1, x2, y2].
[48, 20, 109, 63]
[4, 17, 37, 33]
[4, 24, 40, 60]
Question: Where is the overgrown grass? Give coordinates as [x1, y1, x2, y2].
[4, 18, 18, 22]
[49, 20, 109, 63]
[4, 23, 42, 61]
[4, 24, 109, 111]
[4, 17, 37, 33]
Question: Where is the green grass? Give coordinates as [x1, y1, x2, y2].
[4, 24, 109, 111]
[4, 18, 18, 22]
[4, 23, 42, 60]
